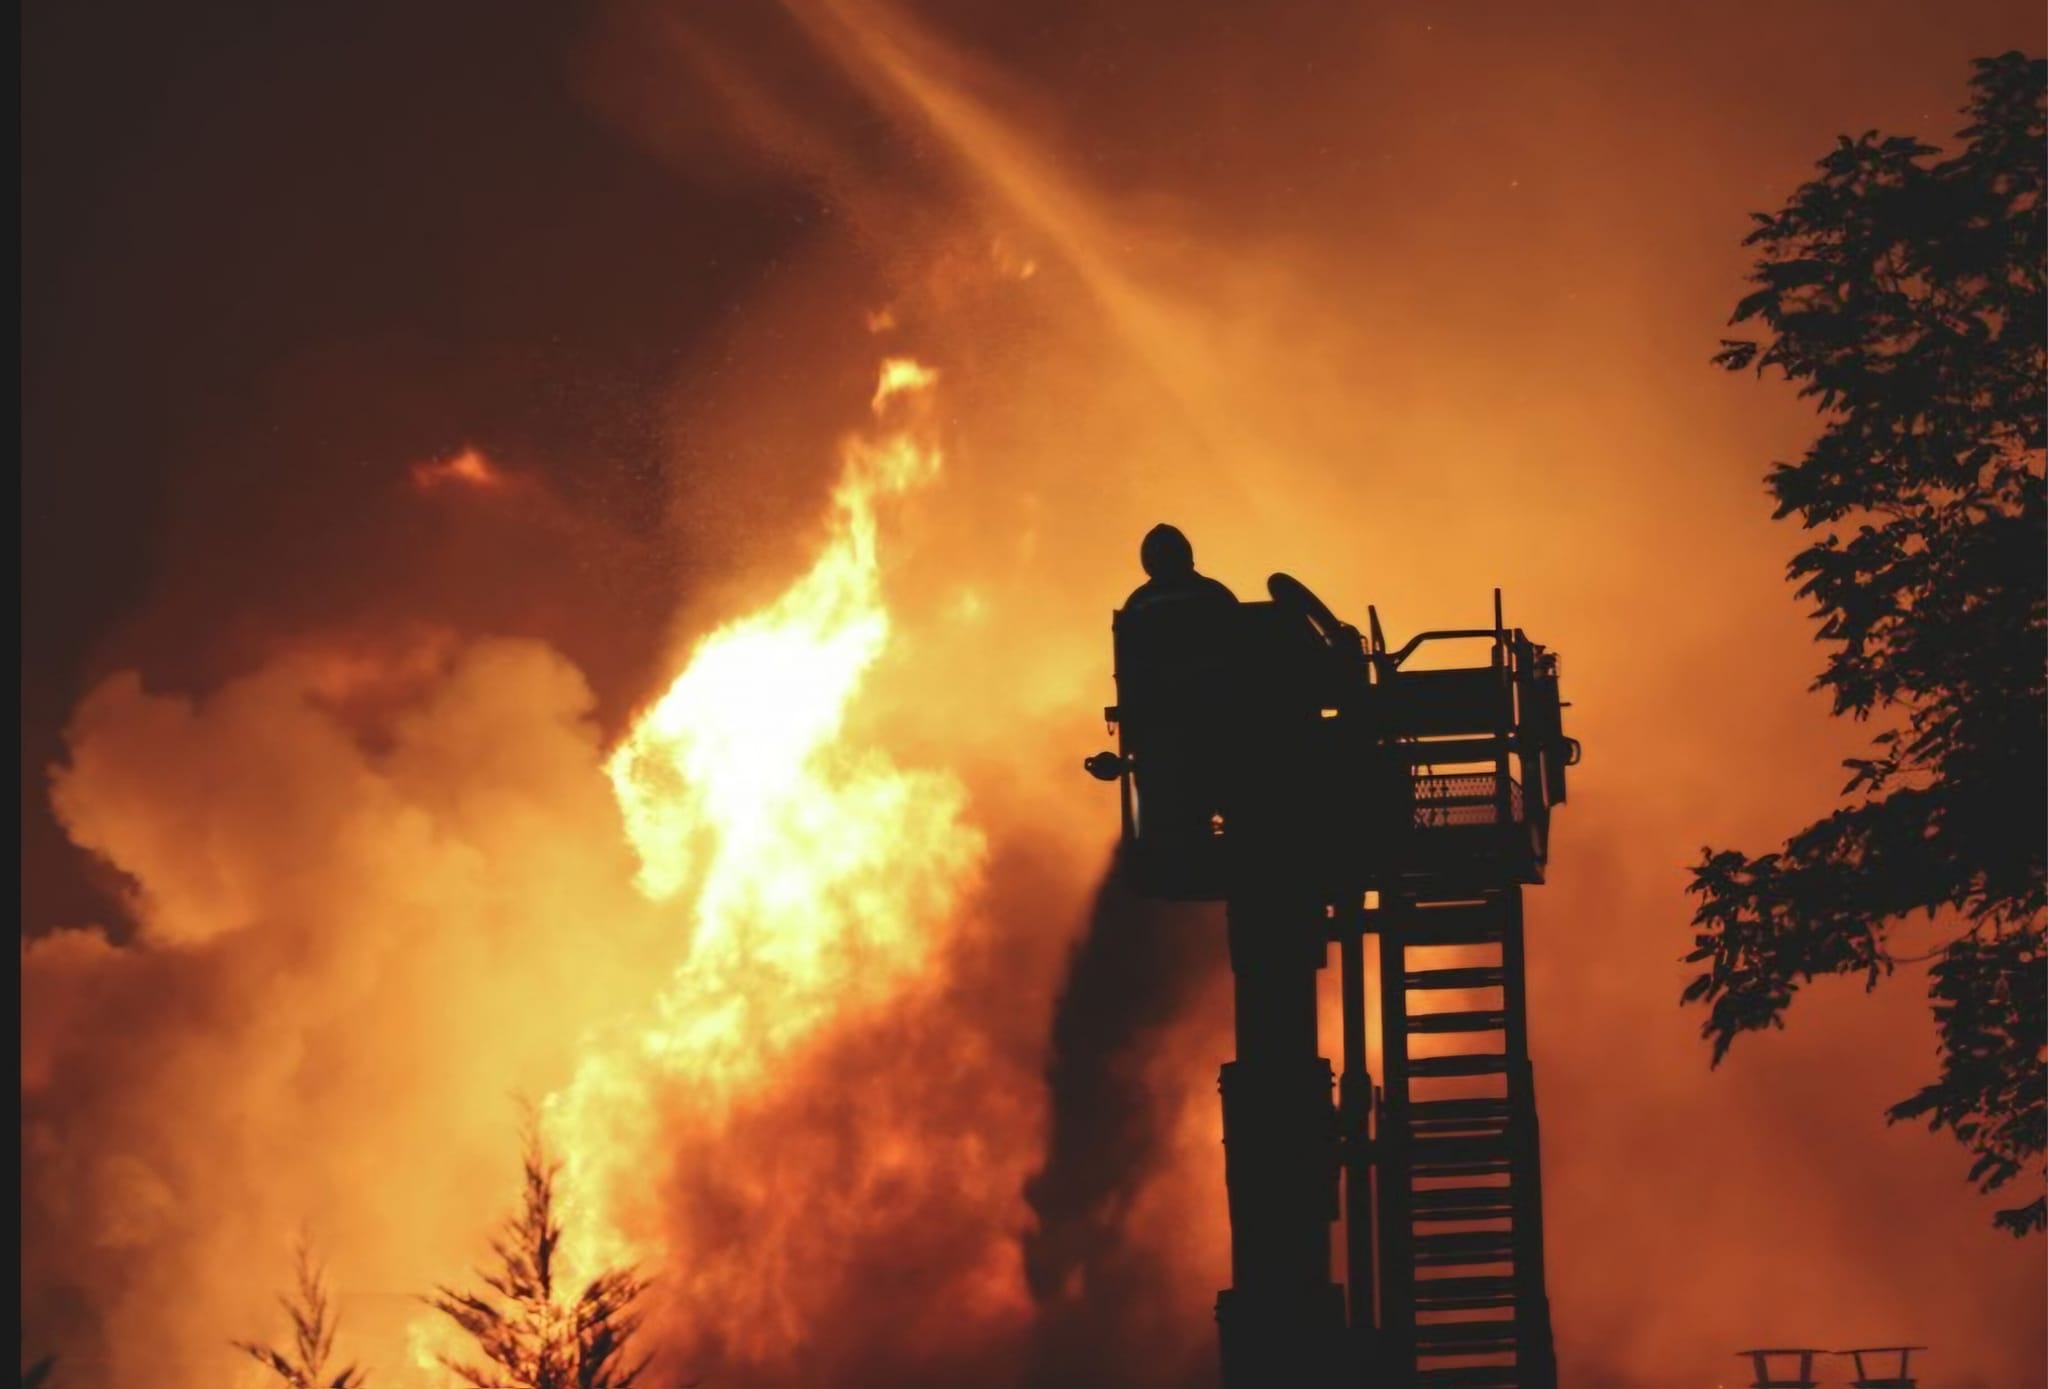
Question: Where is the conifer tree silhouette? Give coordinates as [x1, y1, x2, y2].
[235, 1241, 368, 1388]
[427, 1123, 655, 1389]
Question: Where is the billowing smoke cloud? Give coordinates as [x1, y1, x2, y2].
[23, 637, 669, 1384]
[24, 1, 2046, 1387]
[21, 431, 1093, 1389]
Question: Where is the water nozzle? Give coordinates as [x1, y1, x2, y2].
[1084, 752, 1126, 782]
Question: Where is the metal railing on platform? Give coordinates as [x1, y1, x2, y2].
[1412, 772, 1523, 829]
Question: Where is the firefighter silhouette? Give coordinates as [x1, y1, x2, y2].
[1117, 524, 1240, 851]
[1125, 522, 1239, 615]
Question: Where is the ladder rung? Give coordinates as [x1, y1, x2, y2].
[1411, 1157, 1512, 1179]
[1407, 1098, 1513, 1123]
[1415, 1320, 1520, 1352]
[1413, 1275, 1518, 1311]
[1413, 1230, 1517, 1266]
[1401, 902, 1507, 944]
[1410, 1142, 1511, 1179]
[1406, 1009, 1508, 1035]
[1414, 1364, 1522, 1388]
[1409, 1053, 1509, 1078]
[1411, 1186, 1516, 1221]
[1410, 1133, 1510, 1161]
[1404, 966, 1507, 991]
[1411, 1116, 1509, 1138]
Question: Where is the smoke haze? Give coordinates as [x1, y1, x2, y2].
[23, 2, 2046, 1386]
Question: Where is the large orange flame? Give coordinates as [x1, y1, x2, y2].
[471, 355, 1030, 1371]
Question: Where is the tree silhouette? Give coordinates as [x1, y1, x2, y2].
[427, 1123, 656, 1389]
[235, 1241, 369, 1388]
[1687, 51, 2046, 1235]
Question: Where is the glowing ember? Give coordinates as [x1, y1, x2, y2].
[869, 355, 939, 412]
[411, 447, 505, 490]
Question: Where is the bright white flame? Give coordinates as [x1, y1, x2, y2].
[535, 358, 985, 1303]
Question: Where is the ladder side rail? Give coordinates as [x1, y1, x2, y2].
[1374, 895, 1417, 1378]
[1491, 601, 1513, 831]
[1500, 888, 1559, 1389]
[1511, 631, 1551, 862]
[1339, 896, 1378, 1343]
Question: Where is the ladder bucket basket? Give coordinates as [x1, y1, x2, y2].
[1098, 585, 1576, 900]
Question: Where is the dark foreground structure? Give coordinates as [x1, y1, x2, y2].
[1740, 1346, 1927, 1388]
[1087, 532, 1580, 1389]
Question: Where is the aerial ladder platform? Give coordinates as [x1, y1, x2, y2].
[1086, 555, 1580, 1389]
